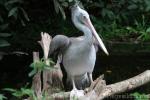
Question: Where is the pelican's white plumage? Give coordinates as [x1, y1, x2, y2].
[49, 5, 108, 92]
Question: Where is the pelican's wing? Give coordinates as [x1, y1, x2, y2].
[70, 36, 98, 52]
[49, 35, 70, 55]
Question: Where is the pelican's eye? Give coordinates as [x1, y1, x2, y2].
[83, 15, 86, 18]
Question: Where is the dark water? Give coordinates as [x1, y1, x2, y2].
[0, 53, 150, 98]
[95, 54, 150, 93]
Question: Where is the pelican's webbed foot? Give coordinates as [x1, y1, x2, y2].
[70, 88, 84, 100]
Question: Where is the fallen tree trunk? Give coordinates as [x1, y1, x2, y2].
[49, 70, 150, 100]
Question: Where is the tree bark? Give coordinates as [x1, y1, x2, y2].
[31, 52, 42, 100]
[38, 32, 63, 93]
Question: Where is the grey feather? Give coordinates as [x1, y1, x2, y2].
[49, 35, 70, 55]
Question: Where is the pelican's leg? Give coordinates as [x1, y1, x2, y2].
[70, 76, 84, 100]
[71, 77, 77, 90]
[89, 73, 93, 83]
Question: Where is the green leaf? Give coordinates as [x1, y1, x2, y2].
[131, 92, 149, 100]
[28, 69, 37, 77]
[0, 33, 11, 37]
[29, 62, 34, 68]
[8, 7, 18, 17]
[5, 0, 23, 5]
[0, 24, 9, 31]
[4, 88, 17, 92]
[20, 8, 30, 21]
[68, 0, 73, 2]
[20, 88, 33, 96]
[101, 8, 107, 17]
[0, 16, 3, 22]
[146, 27, 150, 33]
[101, 8, 114, 19]
[53, 0, 60, 13]
[0, 94, 7, 100]
[128, 4, 138, 10]
[145, 0, 150, 11]
[0, 39, 10, 47]
[61, 2, 68, 7]
[21, 19, 25, 26]
[0, 0, 5, 5]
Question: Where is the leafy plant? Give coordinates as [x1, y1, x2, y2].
[0, 94, 7, 100]
[52, 0, 78, 19]
[29, 58, 55, 77]
[4, 87, 56, 99]
[131, 92, 149, 100]
[5, 0, 30, 26]
[91, 16, 128, 40]
[0, 33, 11, 47]
[0, 23, 11, 47]
[0, 0, 30, 48]
[4, 87, 36, 99]
[126, 15, 150, 41]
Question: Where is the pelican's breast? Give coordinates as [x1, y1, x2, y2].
[63, 38, 96, 76]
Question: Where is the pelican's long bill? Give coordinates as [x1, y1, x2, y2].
[84, 18, 109, 55]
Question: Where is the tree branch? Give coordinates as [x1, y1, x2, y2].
[98, 70, 150, 99]
[49, 70, 150, 100]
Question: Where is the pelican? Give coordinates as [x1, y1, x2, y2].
[49, 4, 109, 98]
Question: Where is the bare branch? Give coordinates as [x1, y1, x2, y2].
[38, 32, 52, 60]
[98, 70, 150, 100]
[48, 70, 150, 100]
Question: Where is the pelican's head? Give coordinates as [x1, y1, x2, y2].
[71, 5, 109, 55]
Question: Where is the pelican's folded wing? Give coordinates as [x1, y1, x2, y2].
[49, 35, 70, 55]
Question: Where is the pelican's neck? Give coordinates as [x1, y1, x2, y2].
[72, 15, 92, 43]
[80, 25, 93, 43]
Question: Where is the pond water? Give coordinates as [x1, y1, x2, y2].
[0, 52, 149, 98]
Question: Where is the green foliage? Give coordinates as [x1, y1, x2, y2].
[87, 0, 150, 23]
[91, 14, 150, 41]
[0, 24, 11, 47]
[131, 92, 149, 100]
[4, 87, 60, 100]
[52, 0, 78, 19]
[5, 0, 30, 26]
[0, 0, 29, 48]
[0, 39, 10, 47]
[52, 0, 150, 23]
[0, 0, 150, 51]
[51, 0, 150, 42]
[0, 32, 11, 47]
[4, 88, 33, 98]
[126, 15, 150, 41]
[0, 94, 7, 100]
[29, 58, 55, 77]
[4, 87, 36, 99]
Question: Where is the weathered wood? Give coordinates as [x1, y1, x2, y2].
[98, 70, 150, 100]
[38, 32, 64, 94]
[48, 70, 150, 100]
[31, 52, 42, 100]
